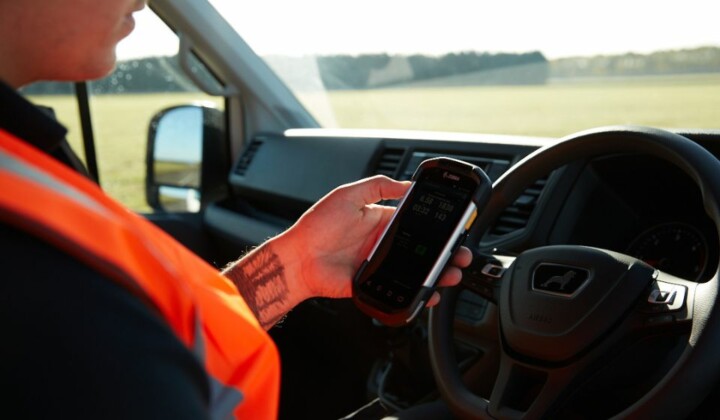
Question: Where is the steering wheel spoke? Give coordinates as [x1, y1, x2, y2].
[632, 270, 697, 332]
[461, 253, 515, 303]
[486, 354, 583, 419]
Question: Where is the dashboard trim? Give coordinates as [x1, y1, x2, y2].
[285, 128, 553, 147]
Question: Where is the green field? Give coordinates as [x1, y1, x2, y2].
[326, 74, 720, 137]
[28, 74, 720, 212]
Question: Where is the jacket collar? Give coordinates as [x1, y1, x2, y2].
[0, 80, 68, 152]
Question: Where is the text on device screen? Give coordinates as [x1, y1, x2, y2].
[359, 168, 475, 308]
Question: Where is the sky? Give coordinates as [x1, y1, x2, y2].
[117, 0, 720, 61]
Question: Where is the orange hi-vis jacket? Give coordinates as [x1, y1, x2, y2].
[0, 128, 280, 419]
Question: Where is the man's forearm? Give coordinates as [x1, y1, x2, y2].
[223, 244, 291, 330]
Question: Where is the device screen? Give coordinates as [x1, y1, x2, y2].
[358, 167, 476, 309]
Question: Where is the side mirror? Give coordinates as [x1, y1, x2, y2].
[146, 104, 227, 212]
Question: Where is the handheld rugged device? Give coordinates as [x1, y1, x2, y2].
[352, 157, 492, 326]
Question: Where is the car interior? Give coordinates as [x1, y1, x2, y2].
[24, 0, 720, 418]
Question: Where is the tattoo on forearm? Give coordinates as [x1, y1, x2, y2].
[223, 246, 289, 329]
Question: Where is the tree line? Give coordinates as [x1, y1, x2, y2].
[315, 51, 548, 89]
[551, 46, 720, 78]
[21, 46, 720, 95]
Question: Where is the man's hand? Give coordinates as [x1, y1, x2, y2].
[224, 175, 473, 329]
[280, 175, 472, 304]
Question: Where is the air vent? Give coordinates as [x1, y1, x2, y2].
[489, 177, 548, 236]
[234, 139, 264, 176]
[374, 147, 405, 178]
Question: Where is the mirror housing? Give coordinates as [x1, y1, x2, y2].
[146, 104, 227, 212]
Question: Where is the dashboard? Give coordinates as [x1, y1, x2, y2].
[217, 128, 720, 287]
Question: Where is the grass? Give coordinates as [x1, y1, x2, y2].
[323, 73, 720, 137]
[28, 74, 720, 212]
[155, 161, 201, 187]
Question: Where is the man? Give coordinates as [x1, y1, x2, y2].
[0, 1, 471, 418]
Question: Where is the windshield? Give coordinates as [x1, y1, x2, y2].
[209, 0, 720, 137]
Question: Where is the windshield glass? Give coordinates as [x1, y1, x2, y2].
[209, 0, 720, 137]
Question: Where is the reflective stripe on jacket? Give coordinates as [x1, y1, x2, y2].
[0, 129, 280, 419]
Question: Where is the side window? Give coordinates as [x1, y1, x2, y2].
[22, 9, 224, 213]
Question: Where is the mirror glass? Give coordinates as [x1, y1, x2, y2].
[153, 106, 203, 189]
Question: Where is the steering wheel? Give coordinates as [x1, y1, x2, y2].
[429, 126, 720, 419]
